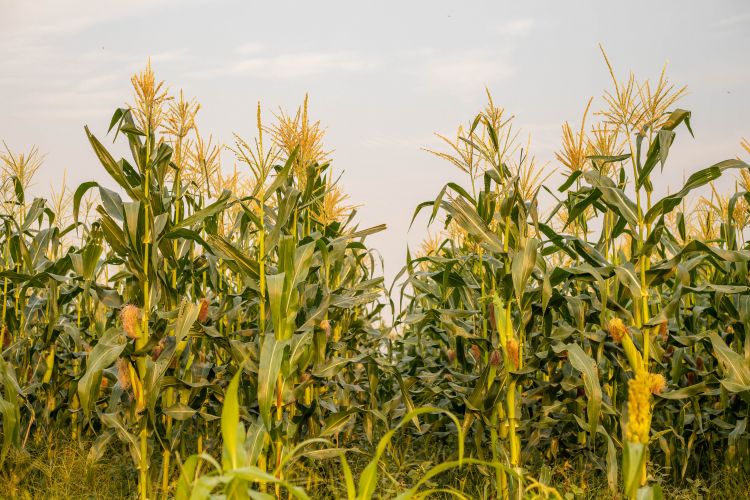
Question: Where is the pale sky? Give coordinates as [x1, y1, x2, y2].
[1, 1, 749, 283]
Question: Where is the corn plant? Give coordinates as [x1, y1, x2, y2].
[1, 56, 748, 500]
[397, 55, 750, 499]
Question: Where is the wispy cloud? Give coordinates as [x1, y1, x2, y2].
[150, 49, 189, 64]
[360, 133, 436, 150]
[0, 0, 193, 120]
[402, 17, 534, 96]
[1, 0, 184, 42]
[188, 49, 379, 80]
[234, 51, 378, 78]
[711, 11, 750, 28]
[235, 42, 264, 55]
[403, 48, 515, 96]
[498, 18, 535, 37]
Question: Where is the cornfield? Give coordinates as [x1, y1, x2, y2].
[1, 53, 749, 499]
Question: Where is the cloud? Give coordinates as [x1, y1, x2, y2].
[1, 0, 184, 42]
[711, 11, 750, 28]
[187, 49, 379, 80]
[150, 49, 189, 64]
[0, 0, 195, 120]
[412, 49, 515, 94]
[402, 17, 534, 96]
[235, 42, 264, 55]
[360, 133, 434, 150]
[499, 18, 535, 37]
[234, 51, 377, 78]
[0, 42, 147, 122]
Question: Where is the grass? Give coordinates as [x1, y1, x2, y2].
[2, 432, 136, 499]
[4, 432, 747, 499]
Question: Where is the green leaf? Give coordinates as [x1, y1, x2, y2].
[614, 262, 642, 305]
[84, 126, 143, 202]
[394, 372, 421, 432]
[163, 403, 197, 421]
[659, 382, 714, 400]
[638, 109, 694, 192]
[208, 234, 260, 279]
[584, 170, 638, 229]
[175, 454, 199, 500]
[122, 201, 142, 251]
[262, 147, 298, 200]
[78, 328, 126, 420]
[565, 343, 602, 438]
[357, 407, 463, 500]
[645, 159, 749, 225]
[244, 420, 268, 466]
[101, 413, 141, 466]
[333, 224, 387, 243]
[600, 426, 618, 495]
[258, 335, 286, 430]
[72, 181, 99, 223]
[442, 197, 504, 253]
[172, 189, 232, 230]
[267, 272, 285, 340]
[163, 228, 214, 254]
[661, 108, 692, 135]
[222, 371, 242, 470]
[587, 153, 631, 164]
[339, 453, 356, 500]
[312, 357, 353, 378]
[623, 441, 646, 498]
[637, 484, 664, 500]
[320, 409, 358, 438]
[0, 357, 21, 463]
[709, 332, 750, 393]
[8, 175, 24, 205]
[511, 237, 539, 303]
[558, 170, 583, 192]
[145, 302, 201, 416]
[86, 430, 115, 470]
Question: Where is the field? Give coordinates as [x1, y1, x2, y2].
[1, 55, 750, 499]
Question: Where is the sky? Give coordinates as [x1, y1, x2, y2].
[1, 1, 749, 284]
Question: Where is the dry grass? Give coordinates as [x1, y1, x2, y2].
[1, 431, 136, 499]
